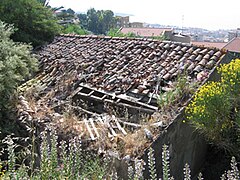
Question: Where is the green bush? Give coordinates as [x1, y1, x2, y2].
[186, 59, 240, 155]
[62, 24, 89, 35]
[0, 21, 38, 117]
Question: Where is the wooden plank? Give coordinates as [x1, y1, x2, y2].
[95, 116, 113, 138]
[67, 86, 83, 99]
[104, 99, 155, 114]
[118, 119, 142, 128]
[112, 116, 127, 135]
[101, 94, 107, 100]
[96, 116, 104, 124]
[88, 90, 94, 96]
[83, 119, 95, 140]
[89, 118, 100, 138]
[79, 83, 158, 111]
[69, 105, 98, 116]
[90, 95, 104, 100]
[102, 116, 117, 136]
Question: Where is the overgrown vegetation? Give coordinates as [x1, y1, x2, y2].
[158, 74, 198, 109]
[186, 59, 240, 156]
[0, 0, 61, 47]
[0, 132, 238, 179]
[0, 128, 110, 179]
[0, 20, 38, 120]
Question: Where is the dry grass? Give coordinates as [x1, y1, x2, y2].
[17, 77, 172, 160]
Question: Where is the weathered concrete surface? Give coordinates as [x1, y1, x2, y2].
[142, 111, 207, 179]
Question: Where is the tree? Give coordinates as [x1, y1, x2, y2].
[62, 24, 89, 35]
[36, 0, 49, 6]
[87, 8, 99, 34]
[103, 10, 115, 32]
[0, 0, 61, 47]
[0, 21, 38, 117]
[77, 13, 88, 29]
[85, 8, 116, 35]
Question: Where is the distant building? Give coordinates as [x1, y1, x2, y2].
[120, 27, 172, 37]
[191, 41, 227, 49]
[58, 18, 79, 25]
[191, 37, 240, 53]
[170, 33, 191, 43]
[228, 29, 240, 41]
[115, 16, 130, 28]
[120, 27, 191, 43]
[223, 37, 240, 53]
[130, 22, 144, 28]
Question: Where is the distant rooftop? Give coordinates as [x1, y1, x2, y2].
[223, 37, 240, 53]
[192, 37, 240, 53]
[191, 41, 227, 49]
[120, 27, 172, 37]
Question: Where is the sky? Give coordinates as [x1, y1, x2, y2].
[48, 0, 240, 30]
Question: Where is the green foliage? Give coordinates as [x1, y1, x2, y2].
[77, 13, 88, 28]
[0, 128, 109, 179]
[62, 24, 89, 35]
[107, 28, 140, 38]
[36, 0, 48, 6]
[125, 32, 140, 38]
[107, 28, 125, 37]
[56, 9, 75, 20]
[162, 144, 170, 180]
[158, 75, 197, 109]
[0, 136, 239, 180]
[0, 0, 61, 47]
[152, 34, 167, 41]
[186, 59, 240, 155]
[148, 147, 157, 180]
[0, 21, 38, 114]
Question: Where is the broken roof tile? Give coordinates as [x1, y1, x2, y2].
[30, 34, 226, 111]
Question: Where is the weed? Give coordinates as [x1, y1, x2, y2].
[0, 132, 239, 180]
[148, 147, 157, 180]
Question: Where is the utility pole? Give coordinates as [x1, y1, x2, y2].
[181, 15, 184, 34]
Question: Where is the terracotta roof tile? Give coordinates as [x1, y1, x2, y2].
[27, 35, 226, 112]
[223, 37, 240, 53]
[121, 27, 172, 37]
[192, 41, 227, 49]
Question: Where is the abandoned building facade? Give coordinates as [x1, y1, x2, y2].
[18, 34, 237, 179]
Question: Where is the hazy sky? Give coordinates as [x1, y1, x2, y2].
[48, 0, 240, 30]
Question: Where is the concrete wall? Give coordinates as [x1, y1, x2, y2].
[171, 34, 191, 43]
[142, 111, 207, 179]
[130, 22, 144, 28]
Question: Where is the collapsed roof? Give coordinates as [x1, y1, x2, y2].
[18, 34, 226, 155]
